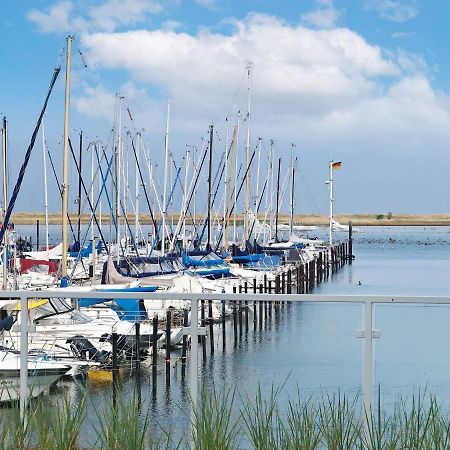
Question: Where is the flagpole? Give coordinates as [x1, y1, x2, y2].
[329, 160, 333, 255]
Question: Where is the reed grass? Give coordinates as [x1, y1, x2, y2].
[3, 386, 450, 448]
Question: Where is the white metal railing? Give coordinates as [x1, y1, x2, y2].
[3, 290, 450, 432]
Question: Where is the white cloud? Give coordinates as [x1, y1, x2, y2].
[28, 0, 162, 34]
[364, 0, 418, 23]
[88, 0, 162, 32]
[301, 0, 342, 29]
[27, 1, 77, 33]
[73, 12, 450, 157]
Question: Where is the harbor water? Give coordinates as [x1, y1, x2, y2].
[11, 225, 450, 439]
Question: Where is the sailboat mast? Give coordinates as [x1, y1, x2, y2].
[135, 132, 140, 243]
[223, 117, 229, 234]
[289, 143, 295, 236]
[275, 158, 281, 243]
[61, 35, 73, 280]
[77, 131, 82, 244]
[269, 140, 274, 241]
[244, 62, 252, 242]
[234, 112, 240, 243]
[2, 116, 7, 220]
[207, 124, 214, 250]
[115, 96, 123, 262]
[41, 117, 49, 253]
[2, 116, 8, 289]
[162, 100, 170, 255]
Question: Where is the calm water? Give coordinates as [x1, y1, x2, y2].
[12, 225, 450, 440]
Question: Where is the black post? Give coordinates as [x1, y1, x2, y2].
[349, 220, 353, 264]
[165, 310, 171, 386]
[36, 219, 40, 250]
[258, 284, 263, 329]
[152, 314, 158, 390]
[208, 299, 214, 355]
[222, 300, 226, 351]
[232, 286, 237, 341]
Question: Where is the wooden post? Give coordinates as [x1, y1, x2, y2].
[264, 274, 268, 293]
[244, 282, 249, 332]
[318, 252, 322, 283]
[165, 309, 171, 386]
[349, 220, 353, 264]
[253, 279, 257, 328]
[238, 285, 243, 338]
[208, 299, 214, 356]
[36, 219, 40, 250]
[258, 284, 263, 329]
[222, 300, 226, 351]
[287, 269, 292, 295]
[152, 314, 158, 390]
[232, 286, 238, 341]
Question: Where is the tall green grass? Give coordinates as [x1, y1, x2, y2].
[2, 386, 450, 448]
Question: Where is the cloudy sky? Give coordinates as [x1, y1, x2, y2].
[2, 0, 450, 214]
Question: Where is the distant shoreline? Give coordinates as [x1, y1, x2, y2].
[8, 212, 450, 227]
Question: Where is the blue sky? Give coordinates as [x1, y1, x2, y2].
[1, 0, 450, 214]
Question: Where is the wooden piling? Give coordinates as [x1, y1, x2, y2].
[208, 299, 214, 355]
[165, 309, 171, 386]
[152, 314, 158, 389]
[222, 300, 226, 351]
[349, 221, 353, 264]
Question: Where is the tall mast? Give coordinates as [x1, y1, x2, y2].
[289, 143, 295, 236]
[115, 95, 124, 262]
[1, 116, 7, 220]
[223, 117, 229, 236]
[254, 137, 262, 217]
[2, 116, 8, 289]
[182, 149, 190, 247]
[161, 100, 170, 255]
[206, 124, 214, 251]
[244, 62, 252, 241]
[61, 35, 73, 280]
[135, 132, 141, 243]
[269, 140, 274, 241]
[275, 157, 281, 243]
[225, 126, 237, 247]
[77, 131, 82, 245]
[90, 142, 94, 243]
[41, 117, 49, 253]
[233, 112, 240, 243]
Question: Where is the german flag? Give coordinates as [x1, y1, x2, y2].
[332, 161, 342, 170]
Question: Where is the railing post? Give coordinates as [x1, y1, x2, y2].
[189, 297, 199, 445]
[20, 294, 29, 420]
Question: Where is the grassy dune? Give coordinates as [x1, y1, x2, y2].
[9, 212, 450, 226]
